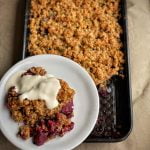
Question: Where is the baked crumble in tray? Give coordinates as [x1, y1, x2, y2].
[27, 0, 124, 86]
[22, 0, 132, 142]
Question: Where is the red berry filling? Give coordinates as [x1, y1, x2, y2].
[61, 101, 74, 118]
[32, 111, 74, 145]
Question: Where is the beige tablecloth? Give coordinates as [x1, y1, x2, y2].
[0, 0, 150, 149]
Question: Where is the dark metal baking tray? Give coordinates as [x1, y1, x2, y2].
[22, 0, 132, 142]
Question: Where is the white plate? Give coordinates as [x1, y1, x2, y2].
[0, 55, 99, 150]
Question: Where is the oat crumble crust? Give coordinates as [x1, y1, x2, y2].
[28, 0, 124, 85]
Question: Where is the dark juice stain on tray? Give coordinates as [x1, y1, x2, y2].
[87, 76, 131, 142]
[22, 0, 132, 142]
[92, 81, 118, 138]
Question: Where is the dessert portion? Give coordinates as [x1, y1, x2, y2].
[6, 67, 75, 146]
[28, 0, 124, 85]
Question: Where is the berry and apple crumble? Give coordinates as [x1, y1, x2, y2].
[7, 67, 75, 146]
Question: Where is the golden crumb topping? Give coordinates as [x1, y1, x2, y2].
[28, 0, 124, 85]
[7, 67, 75, 127]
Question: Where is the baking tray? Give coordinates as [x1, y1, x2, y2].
[22, 0, 132, 142]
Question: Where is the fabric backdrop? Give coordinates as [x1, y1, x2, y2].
[0, 0, 150, 149]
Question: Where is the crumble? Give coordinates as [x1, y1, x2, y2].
[7, 67, 75, 145]
[28, 0, 124, 85]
